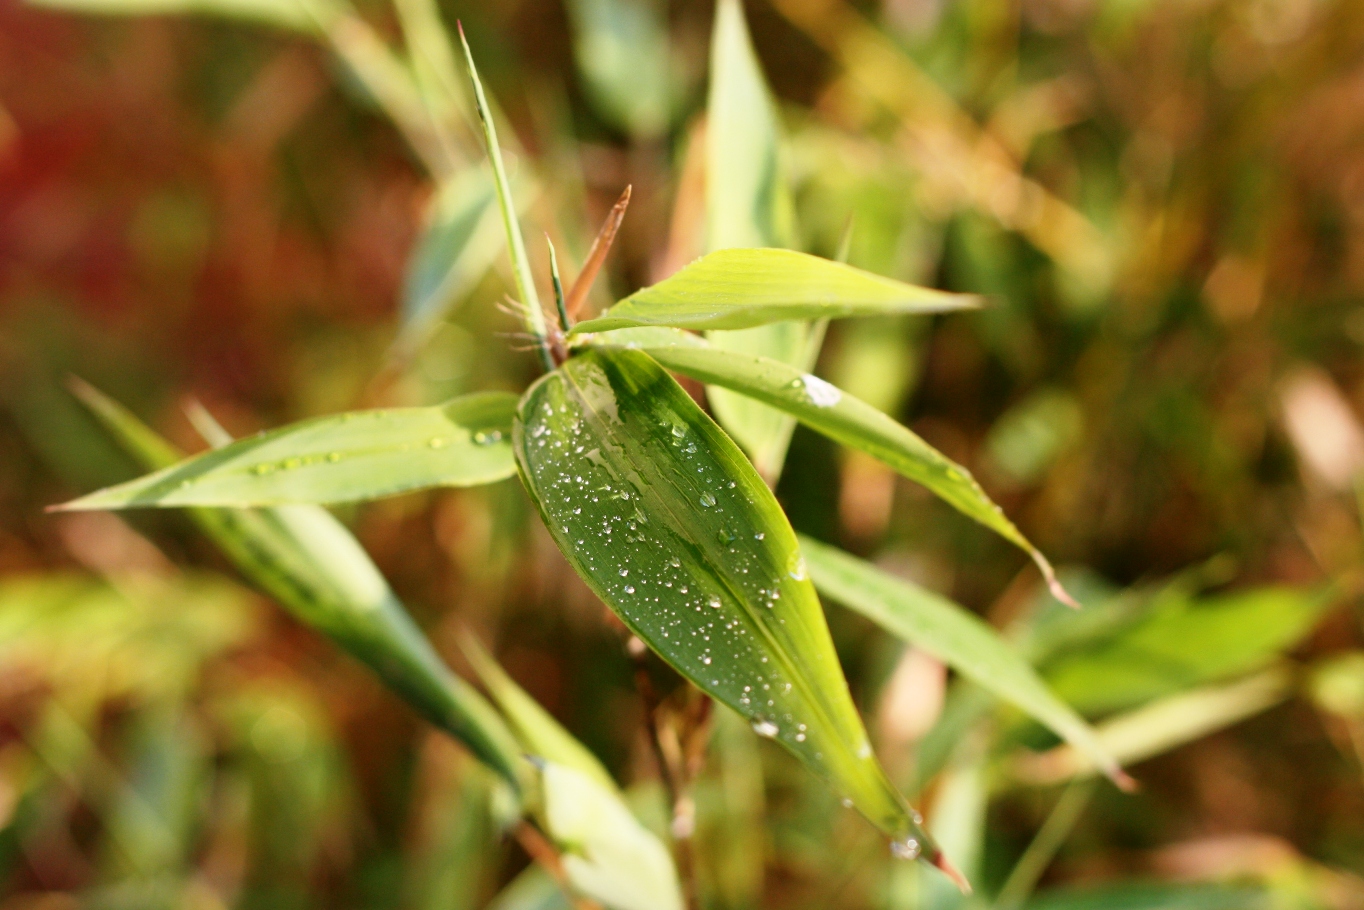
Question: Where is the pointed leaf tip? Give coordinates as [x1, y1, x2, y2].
[933, 852, 973, 895]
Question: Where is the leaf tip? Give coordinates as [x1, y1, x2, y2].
[1112, 767, 1140, 793]
[932, 851, 973, 895]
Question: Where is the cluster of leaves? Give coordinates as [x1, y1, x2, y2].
[2, 0, 1362, 907]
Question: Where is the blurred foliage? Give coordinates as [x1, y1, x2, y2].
[1, 0, 1364, 906]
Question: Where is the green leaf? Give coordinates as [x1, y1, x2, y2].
[1013, 667, 1292, 786]
[568, 248, 975, 335]
[67, 381, 526, 791]
[1043, 586, 1333, 715]
[704, 0, 803, 481]
[460, 641, 684, 910]
[485, 866, 572, 910]
[457, 26, 552, 369]
[461, 635, 618, 793]
[513, 348, 946, 872]
[797, 536, 1128, 788]
[588, 334, 1064, 599]
[539, 763, 684, 910]
[25, 0, 342, 32]
[55, 393, 518, 510]
[393, 168, 504, 358]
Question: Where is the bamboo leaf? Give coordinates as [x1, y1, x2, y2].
[568, 248, 975, 335]
[460, 639, 685, 910]
[1011, 667, 1292, 786]
[514, 348, 949, 874]
[457, 25, 552, 369]
[703, 0, 803, 481]
[587, 333, 1065, 599]
[66, 381, 526, 791]
[797, 536, 1129, 789]
[461, 635, 618, 793]
[55, 393, 518, 510]
[539, 762, 684, 910]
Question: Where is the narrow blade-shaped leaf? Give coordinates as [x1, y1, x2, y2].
[588, 334, 1066, 599]
[461, 634, 618, 793]
[704, 0, 803, 481]
[55, 393, 517, 510]
[570, 248, 976, 334]
[1011, 667, 1291, 786]
[27, 0, 342, 32]
[67, 381, 526, 790]
[514, 349, 946, 870]
[798, 536, 1129, 788]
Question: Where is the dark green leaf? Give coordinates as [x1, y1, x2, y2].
[514, 348, 948, 872]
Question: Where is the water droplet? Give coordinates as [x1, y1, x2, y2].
[326, 452, 342, 463]
[754, 532, 765, 540]
[619, 569, 629, 577]
[699, 492, 716, 508]
[671, 425, 686, 438]
[751, 719, 779, 738]
[717, 528, 736, 544]
[890, 838, 921, 861]
[787, 554, 808, 581]
[428, 437, 447, 449]
[624, 585, 635, 594]
[282, 457, 301, 470]
[800, 373, 842, 408]
[841, 798, 854, 809]
[251, 463, 276, 476]
[473, 430, 503, 445]
[707, 595, 722, 609]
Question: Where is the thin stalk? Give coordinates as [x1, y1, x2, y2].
[456, 23, 554, 372]
[993, 779, 1095, 910]
[565, 185, 632, 319]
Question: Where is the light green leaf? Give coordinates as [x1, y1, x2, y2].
[1044, 586, 1333, 715]
[25, 0, 342, 32]
[1013, 667, 1292, 786]
[588, 334, 1063, 599]
[569, 248, 975, 335]
[67, 382, 526, 791]
[55, 393, 517, 510]
[514, 349, 946, 872]
[704, 0, 802, 481]
[393, 168, 503, 358]
[485, 866, 572, 910]
[461, 635, 618, 794]
[797, 536, 1128, 788]
[539, 762, 684, 910]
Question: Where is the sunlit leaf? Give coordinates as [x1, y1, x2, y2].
[587, 333, 1064, 598]
[514, 348, 947, 872]
[1044, 586, 1333, 715]
[703, 0, 803, 481]
[797, 536, 1128, 788]
[568, 248, 975, 335]
[461, 635, 618, 793]
[55, 393, 518, 509]
[1012, 666, 1291, 786]
[539, 762, 683, 910]
[67, 382, 526, 791]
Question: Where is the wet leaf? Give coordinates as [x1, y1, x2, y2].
[55, 393, 518, 509]
[514, 348, 944, 869]
[798, 536, 1128, 788]
[67, 381, 526, 790]
[588, 334, 1064, 599]
[568, 248, 975, 335]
